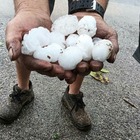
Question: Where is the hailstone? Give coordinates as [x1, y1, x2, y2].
[65, 34, 79, 47]
[28, 26, 51, 47]
[77, 16, 97, 37]
[49, 31, 66, 48]
[33, 43, 64, 62]
[76, 34, 94, 61]
[51, 15, 78, 36]
[22, 34, 39, 55]
[92, 37, 102, 45]
[92, 39, 113, 62]
[22, 26, 51, 55]
[58, 47, 83, 70]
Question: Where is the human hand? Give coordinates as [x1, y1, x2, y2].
[5, 11, 76, 83]
[92, 13, 119, 63]
[73, 12, 119, 75]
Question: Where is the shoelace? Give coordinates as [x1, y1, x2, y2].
[9, 89, 24, 102]
[71, 96, 86, 112]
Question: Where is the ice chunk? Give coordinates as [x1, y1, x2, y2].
[51, 15, 78, 36]
[50, 31, 66, 48]
[92, 39, 113, 62]
[65, 34, 79, 47]
[58, 47, 83, 70]
[76, 34, 94, 61]
[33, 43, 64, 62]
[77, 16, 97, 37]
[22, 27, 51, 55]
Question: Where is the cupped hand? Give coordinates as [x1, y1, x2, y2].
[5, 11, 76, 83]
[93, 13, 119, 63]
[73, 12, 119, 75]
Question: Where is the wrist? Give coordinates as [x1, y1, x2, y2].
[68, 0, 108, 18]
[13, 10, 52, 31]
[73, 12, 103, 20]
[14, 0, 50, 16]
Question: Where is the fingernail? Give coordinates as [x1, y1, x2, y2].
[8, 48, 13, 60]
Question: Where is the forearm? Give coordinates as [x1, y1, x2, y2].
[14, 0, 50, 15]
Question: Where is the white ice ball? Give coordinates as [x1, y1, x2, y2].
[22, 34, 39, 55]
[49, 31, 66, 48]
[77, 16, 97, 37]
[28, 26, 51, 47]
[92, 37, 102, 45]
[33, 43, 64, 62]
[22, 27, 51, 55]
[58, 47, 83, 70]
[65, 34, 79, 47]
[51, 15, 79, 36]
[92, 39, 113, 62]
[76, 34, 94, 61]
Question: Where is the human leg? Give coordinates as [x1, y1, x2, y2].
[62, 75, 91, 131]
[0, 58, 34, 123]
[15, 59, 31, 90]
[0, 0, 55, 124]
[60, 0, 93, 131]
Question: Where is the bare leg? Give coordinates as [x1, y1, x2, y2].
[13, 0, 54, 90]
[68, 75, 84, 94]
[15, 58, 31, 90]
[62, 74, 91, 131]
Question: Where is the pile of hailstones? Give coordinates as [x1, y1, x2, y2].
[22, 15, 113, 70]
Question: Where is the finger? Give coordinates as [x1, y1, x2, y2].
[21, 55, 53, 71]
[89, 60, 103, 72]
[51, 64, 65, 77]
[37, 63, 65, 77]
[106, 29, 119, 63]
[64, 71, 77, 84]
[76, 61, 90, 76]
[108, 31, 119, 54]
[57, 74, 65, 81]
[65, 77, 76, 84]
[57, 76, 65, 81]
[107, 50, 116, 63]
[6, 22, 23, 61]
[6, 39, 22, 61]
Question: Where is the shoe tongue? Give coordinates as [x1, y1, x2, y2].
[13, 85, 28, 96]
[13, 84, 22, 94]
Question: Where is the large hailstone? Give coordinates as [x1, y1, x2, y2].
[77, 15, 97, 37]
[49, 31, 66, 48]
[92, 37, 102, 45]
[27, 26, 51, 47]
[33, 43, 64, 62]
[92, 39, 113, 62]
[51, 15, 79, 36]
[76, 34, 94, 61]
[22, 27, 51, 55]
[58, 47, 83, 70]
[65, 34, 79, 47]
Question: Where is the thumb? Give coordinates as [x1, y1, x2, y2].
[5, 19, 23, 61]
[6, 39, 22, 61]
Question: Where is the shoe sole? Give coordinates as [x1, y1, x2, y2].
[61, 96, 91, 131]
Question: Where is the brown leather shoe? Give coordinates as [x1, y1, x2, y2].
[61, 87, 91, 131]
[0, 81, 34, 124]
